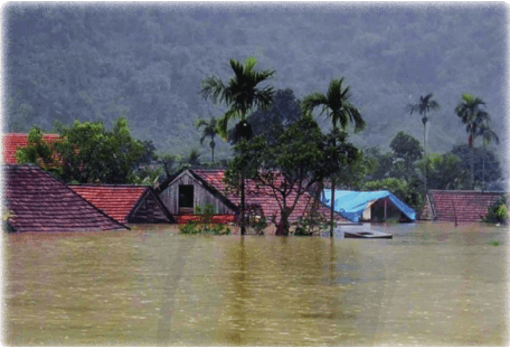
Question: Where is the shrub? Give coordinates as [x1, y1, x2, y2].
[483, 194, 509, 225]
[179, 204, 230, 235]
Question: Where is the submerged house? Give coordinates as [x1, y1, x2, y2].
[70, 185, 175, 225]
[158, 169, 349, 225]
[4, 165, 127, 232]
[420, 190, 505, 223]
[322, 189, 416, 223]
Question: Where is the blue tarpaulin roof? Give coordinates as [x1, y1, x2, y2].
[322, 190, 416, 222]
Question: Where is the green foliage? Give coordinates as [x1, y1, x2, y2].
[2, 208, 16, 233]
[15, 127, 62, 175]
[451, 144, 502, 189]
[179, 221, 201, 235]
[488, 240, 501, 246]
[200, 57, 275, 139]
[483, 195, 509, 225]
[390, 131, 423, 163]
[18, 117, 151, 184]
[180, 204, 231, 235]
[416, 152, 471, 190]
[294, 212, 329, 237]
[197, 117, 218, 163]
[302, 77, 365, 133]
[5, 7, 507, 164]
[229, 89, 302, 146]
[226, 115, 361, 235]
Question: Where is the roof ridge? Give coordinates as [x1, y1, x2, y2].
[70, 184, 150, 188]
[430, 189, 506, 194]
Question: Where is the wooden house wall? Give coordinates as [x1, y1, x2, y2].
[159, 172, 235, 215]
[128, 192, 173, 223]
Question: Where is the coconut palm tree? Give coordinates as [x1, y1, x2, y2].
[477, 123, 499, 191]
[302, 77, 365, 237]
[455, 94, 491, 189]
[200, 57, 275, 235]
[407, 93, 440, 193]
[197, 117, 218, 163]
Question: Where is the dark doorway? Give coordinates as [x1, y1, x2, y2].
[179, 185, 194, 208]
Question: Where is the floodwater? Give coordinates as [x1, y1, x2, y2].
[4, 222, 509, 346]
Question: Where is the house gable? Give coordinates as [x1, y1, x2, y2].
[70, 185, 175, 224]
[159, 170, 237, 216]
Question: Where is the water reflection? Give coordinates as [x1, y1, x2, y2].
[5, 223, 509, 346]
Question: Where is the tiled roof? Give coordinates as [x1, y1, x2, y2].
[70, 185, 174, 224]
[4, 165, 127, 232]
[427, 190, 505, 223]
[2, 133, 61, 164]
[191, 169, 350, 224]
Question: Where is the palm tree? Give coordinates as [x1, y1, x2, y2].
[477, 123, 499, 191]
[407, 93, 440, 193]
[197, 117, 218, 163]
[200, 57, 275, 139]
[200, 57, 275, 235]
[454, 94, 491, 189]
[303, 77, 365, 237]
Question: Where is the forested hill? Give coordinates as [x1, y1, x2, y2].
[4, 4, 509, 167]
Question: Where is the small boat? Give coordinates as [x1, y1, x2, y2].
[343, 230, 393, 239]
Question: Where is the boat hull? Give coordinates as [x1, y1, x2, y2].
[343, 231, 393, 239]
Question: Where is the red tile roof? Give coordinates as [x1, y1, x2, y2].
[2, 133, 61, 164]
[4, 165, 127, 232]
[427, 190, 505, 223]
[191, 169, 350, 224]
[70, 185, 174, 224]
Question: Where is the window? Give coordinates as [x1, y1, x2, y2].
[179, 185, 194, 208]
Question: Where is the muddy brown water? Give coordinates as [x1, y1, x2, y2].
[4, 222, 509, 346]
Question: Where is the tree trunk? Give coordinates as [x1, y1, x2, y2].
[241, 172, 246, 235]
[482, 141, 486, 192]
[423, 123, 427, 194]
[275, 207, 290, 236]
[471, 146, 475, 190]
[330, 177, 335, 238]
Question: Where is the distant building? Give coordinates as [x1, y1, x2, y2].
[419, 190, 505, 223]
[4, 165, 127, 232]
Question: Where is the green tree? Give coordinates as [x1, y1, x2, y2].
[228, 88, 302, 146]
[407, 93, 440, 193]
[477, 123, 499, 191]
[226, 115, 359, 236]
[387, 131, 423, 181]
[200, 57, 275, 235]
[451, 144, 502, 190]
[416, 152, 471, 190]
[302, 77, 365, 237]
[196, 117, 218, 163]
[18, 117, 147, 184]
[454, 94, 493, 189]
[15, 127, 62, 175]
